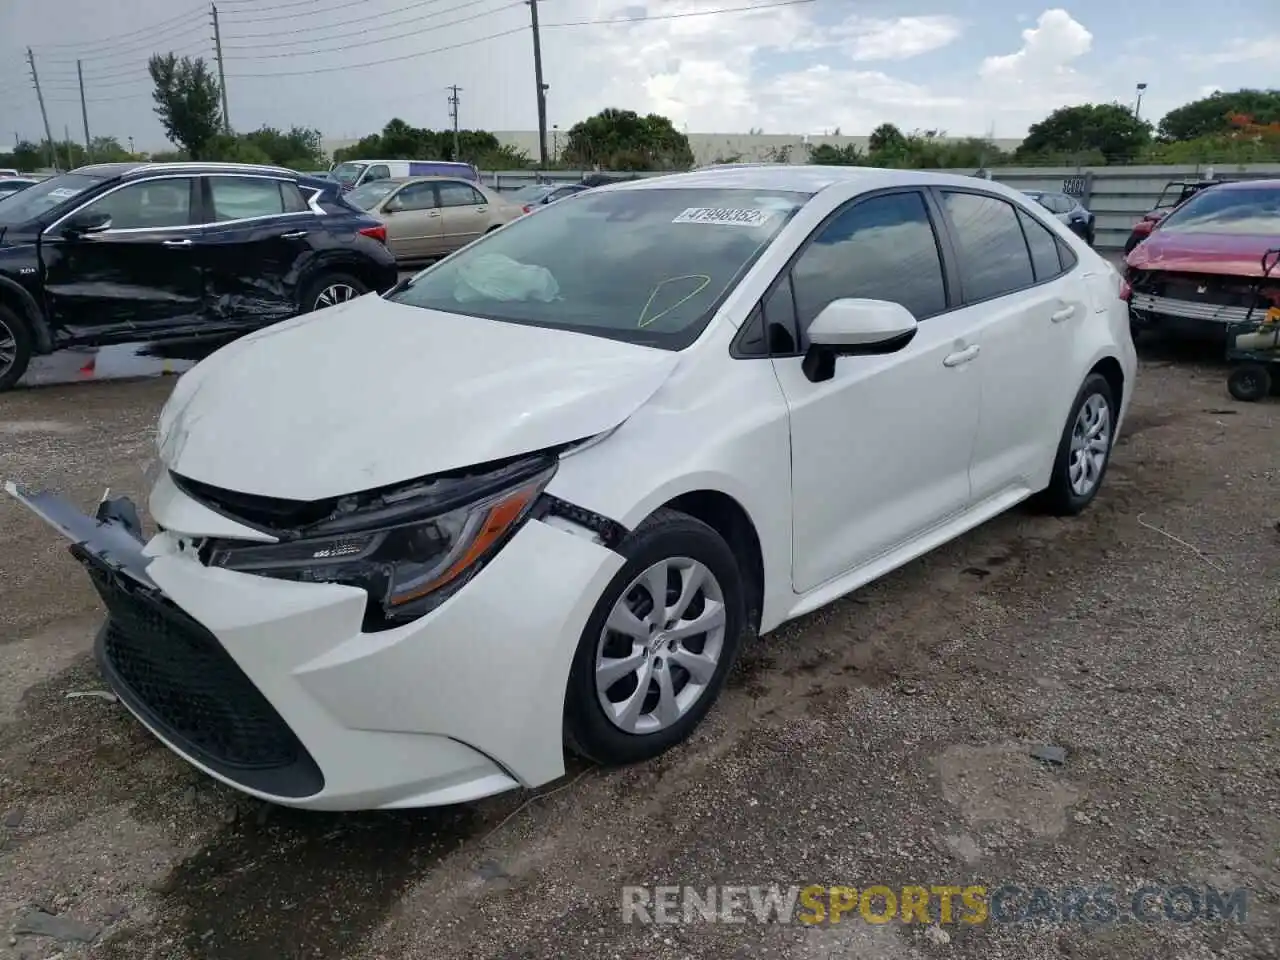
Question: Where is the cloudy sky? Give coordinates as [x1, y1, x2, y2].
[0, 0, 1275, 151]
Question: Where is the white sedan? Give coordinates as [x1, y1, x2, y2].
[8, 165, 1136, 811]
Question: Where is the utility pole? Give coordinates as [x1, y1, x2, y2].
[77, 60, 92, 162]
[64, 124, 74, 169]
[211, 4, 231, 134]
[525, 0, 549, 169]
[447, 85, 462, 161]
[26, 47, 57, 171]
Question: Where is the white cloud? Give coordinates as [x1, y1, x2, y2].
[1183, 35, 1280, 67]
[979, 9, 1092, 82]
[836, 15, 965, 61]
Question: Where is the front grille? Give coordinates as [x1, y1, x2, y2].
[170, 472, 337, 531]
[81, 555, 323, 796]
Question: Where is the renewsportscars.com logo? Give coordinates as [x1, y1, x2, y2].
[621, 884, 1249, 926]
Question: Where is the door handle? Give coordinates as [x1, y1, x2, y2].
[427, 211, 441, 218]
[162, 239, 192, 247]
[1051, 305, 1076, 323]
[280, 230, 308, 239]
[943, 344, 980, 367]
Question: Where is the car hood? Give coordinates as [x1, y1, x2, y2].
[156, 296, 681, 500]
[1125, 231, 1280, 277]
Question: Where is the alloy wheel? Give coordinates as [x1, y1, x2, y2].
[595, 557, 727, 735]
[313, 283, 359, 310]
[1068, 392, 1111, 497]
[0, 317, 16, 379]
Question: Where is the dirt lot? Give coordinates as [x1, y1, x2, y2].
[1, 345, 1278, 960]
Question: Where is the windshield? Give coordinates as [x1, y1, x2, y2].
[331, 162, 366, 186]
[346, 181, 399, 209]
[0, 172, 105, 223]
[1156, 186, 1280, 235]
[389, 187, 808, 349]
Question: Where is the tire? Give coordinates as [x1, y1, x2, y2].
[564, 508, 746, 766]
[1227, 364, 1271, 402]
[0, 305, 33, 392]
[300, 272, 368, 313]
[1037, 372, 1117, 516]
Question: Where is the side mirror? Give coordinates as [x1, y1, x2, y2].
[64, 210, 112, 235]
[803, 298, 918, 383]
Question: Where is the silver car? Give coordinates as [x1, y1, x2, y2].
[1023, 190, 1095, 246]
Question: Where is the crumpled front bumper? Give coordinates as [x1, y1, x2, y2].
[5, 480, 623, 810]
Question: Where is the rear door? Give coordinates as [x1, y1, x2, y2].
[197, 174, 320, 327]
[41, 175, 205, 340]
[381, 181, 442, 260]
[933, 188, 1082, 501]
[436, 180, 491, 251]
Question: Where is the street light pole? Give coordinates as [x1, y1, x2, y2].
[1134, 82, 1148, 121]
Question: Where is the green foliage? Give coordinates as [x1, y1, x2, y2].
[148, 53, 223, 159]
[562, 109, 694, 170]
[88, 136, 136, 162]
[330, 118, 530, 168]
[0, 140, 51, 171]
[808, 143, 865, 165]
[868, 123, 907, 156]
[1016, 103, 1152, 163]
[1158, 89, 1280, 141]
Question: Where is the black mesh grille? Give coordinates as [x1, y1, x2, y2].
[87, 563, 304, 771]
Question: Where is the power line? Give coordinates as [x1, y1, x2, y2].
[222, 0, 496, 50]
[29, 5, 207, 51]
[225, 0, 816, 79]
[34, 21, 210, 67]
[225, 3, 516, 60]
[223, 0, 485, 42]
[220, 0, 416, 27]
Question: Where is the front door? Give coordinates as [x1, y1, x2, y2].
[197, 174, 322, 327]
[381, 181, 443, 261]
[933, 189, 1083, 500]
[42, 176, 204, 341]
[435, 180, 491, 252]
[768, 190, 982, 594]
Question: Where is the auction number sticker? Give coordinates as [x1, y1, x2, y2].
[47, 187, 82, 199]
[673, 207, 772, 227]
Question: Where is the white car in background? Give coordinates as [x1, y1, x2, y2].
[9, 165, 1135, 811]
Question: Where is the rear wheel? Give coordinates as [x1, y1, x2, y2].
[0, 305, 33, 392]
[1037, 373, 1116, 516]
[301, 273, 368, 313]
[1227, 363, 1271, 402]
[564, 508, 745, 766]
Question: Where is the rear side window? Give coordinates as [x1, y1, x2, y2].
[437, 181, 486, 208]
[942, 191, 1035, 303]
[1017, 209, 1063, 282]
[790, 190, 947, 334]
[281, 181, 308, 213]
[208, 177, 296, 222]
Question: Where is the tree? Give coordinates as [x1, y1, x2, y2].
[149, 53, 223, 159]
[89, 136, 135, 162]
[1017, 103, 1152, 162]
[808, 143, 865, 165]
[330, 119, 530, 168]
[562, 109, 694, 170]
[1157, 89, 1280, 141]
[868, 123, 907, 157]
[0, 140, 46, 172]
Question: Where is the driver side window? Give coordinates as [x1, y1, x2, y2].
[366, 165, 391, 183]
[789, 190, 948, 341]
[79, 178, 194, 230]
[394, 182, 437, 211]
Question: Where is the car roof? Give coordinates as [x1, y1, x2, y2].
[72, 161, 299, 180]
[1210, 178, 1280, 191]
[598, 164, 1023, 197]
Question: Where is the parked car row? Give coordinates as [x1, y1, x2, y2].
[9, 163, 1135, 812]
[0, 177, 40, 201]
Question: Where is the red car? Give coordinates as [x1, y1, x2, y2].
[1122, 179, 1229, 255]
[1125, 179, 1280, 341]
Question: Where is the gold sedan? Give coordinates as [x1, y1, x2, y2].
[344, 176, 522, 263]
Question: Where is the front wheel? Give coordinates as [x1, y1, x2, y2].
[1227, 363, 1271, 402]
[1037, 372, 1117, 516]
[0, 305, 33, 392]
[301, 273, 368, 313]
[564, 508, 745, 766]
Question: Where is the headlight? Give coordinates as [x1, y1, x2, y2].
[208, 460, 556, 630]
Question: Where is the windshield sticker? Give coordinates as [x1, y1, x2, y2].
[47, 187, 83, 200]
[672, 207, 773, 227]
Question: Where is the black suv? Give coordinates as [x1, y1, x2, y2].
[0, 161, 399, 390]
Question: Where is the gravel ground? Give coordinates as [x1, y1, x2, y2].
[1, 340, 1277, 960]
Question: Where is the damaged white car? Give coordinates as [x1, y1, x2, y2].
[9, 165, 1136, 811]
